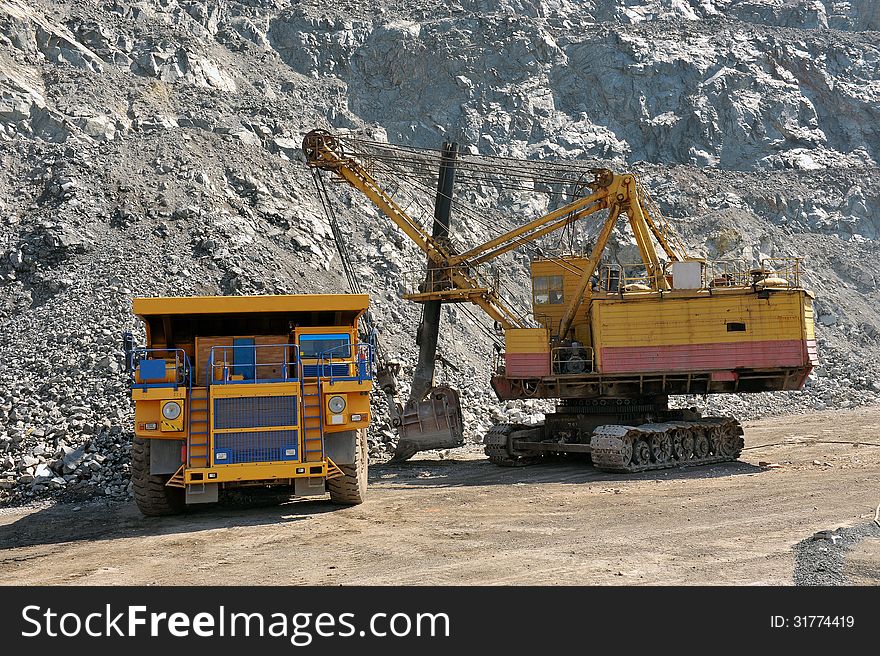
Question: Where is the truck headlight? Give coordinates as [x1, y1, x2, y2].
[328, 395, 346, 414]
[162, 401, 182, 420]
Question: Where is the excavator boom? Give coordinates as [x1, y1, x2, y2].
[303, 130, 699, 461]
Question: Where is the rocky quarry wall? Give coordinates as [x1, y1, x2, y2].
[0, 0, 877, 505]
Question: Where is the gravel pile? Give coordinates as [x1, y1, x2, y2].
[1, 0, 878, 505]
[793, 522, 880, 586]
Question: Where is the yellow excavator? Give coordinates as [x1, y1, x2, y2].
[303, 130, 817, 472]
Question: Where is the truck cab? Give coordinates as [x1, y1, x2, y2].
[126, 294, 373, 516]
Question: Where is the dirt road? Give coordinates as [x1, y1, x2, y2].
[2, 407, 879, 585]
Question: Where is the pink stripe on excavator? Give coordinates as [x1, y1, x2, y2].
[600, 339, 812, 374]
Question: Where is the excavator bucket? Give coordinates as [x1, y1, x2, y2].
[391, 386, 464, 461]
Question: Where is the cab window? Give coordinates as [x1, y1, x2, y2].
[533, 275, 564, 305]
[299, 333, 351, 358]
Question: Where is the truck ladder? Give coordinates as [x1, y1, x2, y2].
[188, 388, 210, 468]
[301, 379, 325, 462]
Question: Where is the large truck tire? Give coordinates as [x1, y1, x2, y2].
[131, 436, 186, 516]
[328, 428, 367, 505]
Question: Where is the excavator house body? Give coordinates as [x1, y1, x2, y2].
[496, 256, 817, 400]
[127, 294, 373, 515]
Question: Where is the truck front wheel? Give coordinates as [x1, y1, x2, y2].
[328, 428, 368, 505]
[131, 436, 186, 516]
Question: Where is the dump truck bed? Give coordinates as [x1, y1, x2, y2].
[133, 294, 369, 317]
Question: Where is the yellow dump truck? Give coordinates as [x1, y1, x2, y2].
[125, 294, 373, 516]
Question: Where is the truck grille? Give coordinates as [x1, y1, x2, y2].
[213, 396, 297, 429]
[302, 363, 349, 378]
[214, 430, 299, 464]
[212, 396, 299, 464]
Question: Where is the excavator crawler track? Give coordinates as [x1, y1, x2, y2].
[589, 417, 744, 473]
[484, 423, 535, 467]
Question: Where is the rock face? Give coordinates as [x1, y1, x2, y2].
[269, 1, 878, 170]
[0, 0, 878, 504]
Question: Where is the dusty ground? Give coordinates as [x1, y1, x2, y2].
[844, 539, 880, 585]
[1, 406, 879, 586]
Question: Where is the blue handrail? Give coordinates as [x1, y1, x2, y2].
[127, 341, 375, 389]
[207, 343, 302, 385]
[316, 342, 375, 384]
